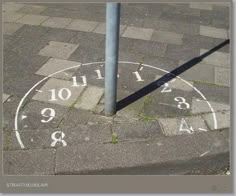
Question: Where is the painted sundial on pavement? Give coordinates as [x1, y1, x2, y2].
[14, 61, 218, 149]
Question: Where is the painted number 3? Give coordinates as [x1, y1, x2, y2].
[174, 97, 190, 110]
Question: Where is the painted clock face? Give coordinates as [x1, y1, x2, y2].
[14, 61, 217, 149]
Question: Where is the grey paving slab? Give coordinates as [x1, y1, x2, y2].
[93, 23, 126, 35]
[35, 58, 81, 80]
[2, 93, 10, 103]
[122, 26, 154, 40]
[200, 49, 230, 68]
[191, 97, 230, 114]
[17, 100, 69, 131]
[193, 82, 229, 104]
[3, 149, 56, 175]
[155, 74, 194, 92]
[164, 44, 200, 61]
[200, 9, 229, 23]
[3, 22, 23, 35]
[151, 30, 183, 45]
[68, 31, 105, 49]
[215, 67, 230, 87]
[55, 129, 229, 174]
[17, 4, 47, 14]
[16, 14, 49, 25]
[130, 40, 167, 58]
[3, 12, 25, 23]
[160, 12, 210, 26]
[3, 2, 25, 12]
[32, 78, 85, 107]
[159, 116, 209, 136]
[41, 17, 73, 28]
[38, 41, 79, 59]
[178, 60, 215, 83]
[212, 18, 230, 29]
[202, 111, 230, 131]
[159, 20, 200, 35]
[113, 121, 162, 141]
[74, 86, 104, 111]
[142, 56, 179, 72]
[143, 89, 194, 118]
[13, 25, 50, 40]
[61, 108, 112, 127]
[182, 34, 230, 53]
[200, 25, 228, 39]
[189, 3, 213, 10]
[66, 19, 99, 32]
[68, 45, 105, 63]
[40, 28, 77, 43]
[10, 124, 112, 150]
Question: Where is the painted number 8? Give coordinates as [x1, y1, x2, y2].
[174, 97, 190, 110]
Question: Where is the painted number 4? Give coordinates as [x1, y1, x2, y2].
[179, 118, 194, 134]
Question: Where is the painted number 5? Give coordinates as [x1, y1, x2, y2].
[174, 97, 190, 110]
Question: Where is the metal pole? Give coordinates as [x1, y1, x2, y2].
[105, 3, 120, 116]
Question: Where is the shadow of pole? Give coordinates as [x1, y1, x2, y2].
[116, 39, 230, 111]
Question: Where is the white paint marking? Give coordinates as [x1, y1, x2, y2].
[159, 102, 177, 108]
[15, 61, 217, 149]
[35, 89, 43, 93]
[133, 71, 144, 82]
[51, 131, 67, 147]
[139, 66, 144, 71]
[199, 128, 208, 132]
[200, 151, 210, 157]
[21, 115, 27, 120]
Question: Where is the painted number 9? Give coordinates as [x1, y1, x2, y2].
[41, 108, 55, 123]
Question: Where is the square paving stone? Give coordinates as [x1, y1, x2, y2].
[215, 67, 230, 87]
[178, 60, 215, 83]
[41, 17, 73, 28]
[3, 22, 23, 35]
[41, 28, 77, 43]
[191, 97, 230, 114]
[159, 20, 200, 35]
[10, 124, 112, 150]
[159, 116, 209, 136]
[3, 2, 25, 12]
[93, 23, 127, 35]
[2, 93, 10, 103]
[17, 100, 69, 130]
[66, 19, 99, 32]
[151, 30, 183, 45]
[143, 88, 194, 118]
[61, 108, 112, 127]
[3, 12, 25, 23]
[17, 4, 47, 14]
[32, 78, 85, 107]
[38, 41, 79, 59]
[193, 82, 229, 104]
[130, 39, 167, 57]
[113, 121, 162, 141]
[16, 14, 49, 25]
[202, 111, 230, 131]
[74, 86, 104, 111]
[165, 44, 200, 61]
[200, 25, 228, 39]
[122, 26, 154, 40]
[3, 149, 56, 175]
[200, 49, 230, 68]
[35, 58, 81, 80]
[189, 3, 213, 10]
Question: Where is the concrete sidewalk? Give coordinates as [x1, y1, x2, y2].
[3, 2, 230, 175]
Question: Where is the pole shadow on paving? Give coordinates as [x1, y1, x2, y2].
[116, 39, 230, 111]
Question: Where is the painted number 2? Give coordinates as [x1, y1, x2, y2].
[174, 97, 190, 110]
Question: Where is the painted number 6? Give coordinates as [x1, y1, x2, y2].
[174, 97, 190, 110]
